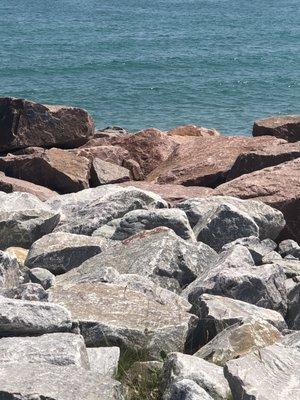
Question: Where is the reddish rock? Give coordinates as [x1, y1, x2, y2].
[227, 141, 300, 180]
[168, 124, 220, 138]
[91, 158, 130, 186]
[215, 159, 300, 242]
[0, 172, 56, 201]
[0, 148, 91, 193]
[147, 136, 284, 187]
[253, 115, 300, 142]
[119, 181, 213, 204]
[70, 145, 130, 166]
[122, 159, 144, 180]
[0, 97, 94, 152]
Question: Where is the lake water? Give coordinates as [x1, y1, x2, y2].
[0, 0, 299, 134]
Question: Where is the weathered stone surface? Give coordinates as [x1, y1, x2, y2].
[0, 192, 60, 249]
[224, 343, 300, 400]
[0, 363, 123, 400]
[4, 247, 28, 267]
[0, 147, 91, 193]
[227, 141, 300, 180]
[271, 259, 300, 278]
[91, 158, 130, 186]
[194, 204, 259, 252]
[0, 171, 57, 201]
[48, 186, 167, 235]
[253, 114, 300, 142]
[93, 208, 196, 242]
[214, 159, 300, 242]
[196, 242, 218, 265]
[278, 239, 300, 258]
[0, 97, 94, 152]
[72, 144, 130, 166]
[95, 126, 129, 138]
[120, 180, 213, 204]
[0, 251, 20, 288]
[73, 229, 207, 289]
[163, 379, 214, 400]
[123, 158, 144, 180]
[0, 296, 72, 335]
[168, 124, 220, 138]
[280, 330, 300, 350]
[287, 282, 300, 329]
[178, 196, 285, 240]
[195, 318, 281, 366]
[261, 250, 282, 264]
[0, 283, 49, 302]
[87, 347, 120, 377]
[25, 232, 106, 275]
[50, 282, 196, 359]
[29, 267, 56, 289]
[162, 353, 231, 400]
[147, 135, 283, 186]
[0, 332, 89, 368]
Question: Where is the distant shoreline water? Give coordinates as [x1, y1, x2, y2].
[0, 0, 299, 135]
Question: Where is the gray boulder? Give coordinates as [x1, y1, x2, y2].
[262, 251, 282, 264]
[49, 281, 197, 360]
[0, 250, 20, 288]
[0, 192, 60, 249]
[224, 343, 300, 400]
[162, 352, 231, 400]
[278, 239, 300, 258]
[87, 347, 120, 378]
[92, 208, 196, 242]
[25, 232, 106, 275]
[0, 332, 89, 368]
[178, 196, 285, 240]
[47, 186, 167, 235]
[163, 379, 214, 400]
[0, 282, 49, 302]
[271, 259, 300, 278]
[0, 363, 123, 400]
[0, 296, 72, 335]
[29, 267, 56, 289]
[91, 158, 130, 185]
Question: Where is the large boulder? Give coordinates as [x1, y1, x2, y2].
[47, 186, 167, 235]
[90, 158, 130, 186]
[92, 208, 196, 242]
[214, 159, 300, 242]
[178, 196, 285, 241]
[0, 296, 72, 335]
[224, 343, 300, 400]
[0, 97, 94, 152]
[253, 115, 300, 142]
[0, 147, 91, 193]
[0, 251, 20, 289]
[49, 282, 197, 360]
[0, 191, 60, 249]
[25, 232, 106, 275]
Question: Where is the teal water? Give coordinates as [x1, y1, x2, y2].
[0, 0, 299, 134]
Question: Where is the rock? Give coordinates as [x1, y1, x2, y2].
[168, 124, 220, 138]
[122, 158, 144, 180]
[95, 126, 129, 138]
[253, 115, 300, 142]
[0, 192, 60, 249]
[72, 144, 130, 166]
[196, 242, 218, 264]
[29, 267, 56, 289]
[278, 239, 300, 258]
[280, 330, 300, 350]
[120, 181, 213, 204]
[0, 250, 20, 288]
[0, 363, 123, 400]
[226, 141, 300, 180]
[164, 379, 214, 400]
[48, 186, 167, 235]
[87, 347, 120, 378]
[224, 343, 300, 400]
[222, 236, 277, 264]
[195, 317, 282, 366]
[147, 135, 283, 186]
[4, 247, 28, 267]
[214, 159, 300, 242]
[178, 196, 285, 241]
[72, 228, 208, 289]
[287, 282, 300, 329]
[0, 171, 57, 201]
[50, 282, 197, 359]
[271, 259, 300, 278]
[0, 332, 89, 368]
[0, 283, 49, 302]
[183, 247, 287, 315]
[25, 232, 106, 275]
[93, 208, 196, 242]
[0, 147, 91, 193]
[162, 352, 231, 400]
[0, 97, 94, 152]
[90, 158, 130, 186]
[0, 296, 72, 335]
[193, 204, 259, 252]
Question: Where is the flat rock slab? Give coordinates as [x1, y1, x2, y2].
[50, 282, 196, 359]
[253, 114, 300, 142]
[0, 97, 94, 152]
[225, 343, 300, 400]
[0, 332, 89, 368]
[0, 363, 123, 400]
[0, 296, 72, 335]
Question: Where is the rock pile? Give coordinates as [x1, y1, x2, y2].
[0, 97, 299, 399]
